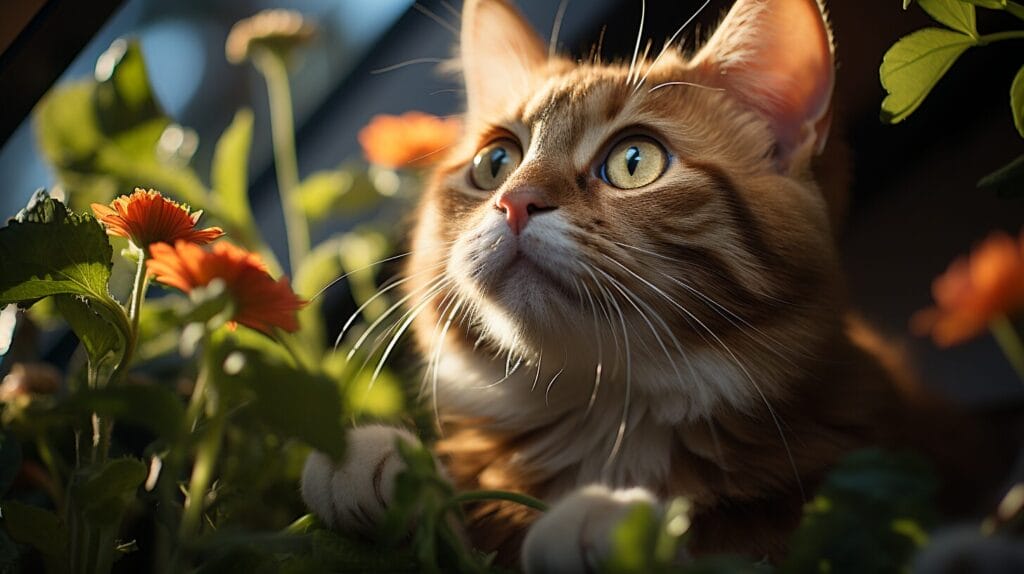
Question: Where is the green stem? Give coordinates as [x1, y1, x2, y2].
[179, 342, 224, 539]
[1006, 1, 1024, 22]
[447, 490, 549, 513]
[977, 30, 1024, 46]
[128, 252, 149, 335]
[254, 50, 309, 275]
[991, 315, 1024, 383]
[179, 413, 224, 539]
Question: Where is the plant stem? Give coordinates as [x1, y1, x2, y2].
[977, 30, 1024, 45]
[254, 50, 309, 275]
[448, 490, 549, 512]
[991, 315, 1024, 383]
[1006, 1, 1024, 22]
[179, 413, 224, 539]
[179, 342, 224, 539]
[128, 251, 149, 334]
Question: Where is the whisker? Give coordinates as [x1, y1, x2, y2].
[413, 3, 458, 36]
[632, 0, 712, 92]
[549, 0, 571, 58]
[627, 0, 647, 84]
[371, 57, 446, 75]
[439, 0, 460, 20]
[345, 274, 448, 360]
[647, 81, 724, 94]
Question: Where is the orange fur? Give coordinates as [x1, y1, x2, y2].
[398, 0, 1012, 563]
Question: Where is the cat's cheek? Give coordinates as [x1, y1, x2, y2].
[522, 485, 663, 574]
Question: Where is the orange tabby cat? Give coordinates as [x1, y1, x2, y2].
[302, 0, 1011, 569]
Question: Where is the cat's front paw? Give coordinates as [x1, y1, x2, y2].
[522, 485, 661, 574]
[300, 425, 418, 533]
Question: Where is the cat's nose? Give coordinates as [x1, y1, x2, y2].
[494, 188, 556, 235]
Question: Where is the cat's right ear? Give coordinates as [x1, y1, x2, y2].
[460, 0, 546, 122]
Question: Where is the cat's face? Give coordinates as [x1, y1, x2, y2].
[407, 0, 842, 411]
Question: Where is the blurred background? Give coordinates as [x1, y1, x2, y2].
[1, 0, 1022, 407]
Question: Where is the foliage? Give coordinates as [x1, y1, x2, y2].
[0, 7, 1018, 574]
[882, 0, 1024, 194]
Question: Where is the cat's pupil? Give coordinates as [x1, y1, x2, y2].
[489, 148, 508, 178]
[625, 146, 641, 176]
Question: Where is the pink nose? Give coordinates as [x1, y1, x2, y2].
[494, 188, 556, 235]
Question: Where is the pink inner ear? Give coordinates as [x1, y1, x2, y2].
[694, 0, 835, 165]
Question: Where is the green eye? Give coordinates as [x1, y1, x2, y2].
[470, 138, 523, 190]
[601, 136, 668, 190]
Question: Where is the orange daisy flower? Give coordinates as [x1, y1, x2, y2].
[147, 240, 305, 334]
[91, 189, 223, 249]
[358, 111, 461, 169]
[912, 230, 1024, 347]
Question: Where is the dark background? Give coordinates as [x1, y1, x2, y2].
[1, 0, 1022, 405]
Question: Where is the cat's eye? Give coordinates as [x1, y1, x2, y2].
[470, 139, 523, 191]
[600, 136, 668, 190]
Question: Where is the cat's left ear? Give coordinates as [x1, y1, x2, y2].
[460, 0, 547, 122]
[691, 0, 834, 170]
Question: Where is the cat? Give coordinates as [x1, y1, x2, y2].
[301, 0, 1012, 570]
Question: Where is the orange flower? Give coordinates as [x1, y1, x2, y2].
[912, 230, 1024, 347]
[147, 240, 305, 334]
[91, 189, 223, 248]
[358, 111, 461, 169]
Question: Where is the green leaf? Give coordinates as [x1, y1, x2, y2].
[297, 168, 383, 222]
[1, 500, 68, 571]
[978, 153, 1024, 197]
[210, 336, 346, 460]
[54, 294, 123, 369]
[918, 0, 977, 36]
[0, 191, 117, 309]
[0, 430, 22, 498]
[781, 449, 937, 574]
[604, 503, 660, 573]
[880, 28, 976, 123]
[212, 109, 255, 231]
[961, 0, 1007, 9]
[63, 385, 185, 441]
[71, 458, 147, 526]
[93, 39, 167, 138]
[1011, 64, 1024, 138]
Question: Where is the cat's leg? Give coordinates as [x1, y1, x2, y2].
[521, 485, 662, 574]
[300, 424, 420, 533]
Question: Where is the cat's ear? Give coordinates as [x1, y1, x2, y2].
[691, 0, 834, 170]
[460, 0, 546, 121]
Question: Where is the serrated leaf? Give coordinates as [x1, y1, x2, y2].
[978, 153, 1024, 197]
[0, 192, 116, 310]
[1011, 64, 1024, 138]
[210, 336, 346, 460]
[54, 294, 122, 369]
[918, 0, 977, 36]
[63, 385, 185, 441]
[880, 28, 976, 123]
[212, 109, 255, 231]
[1, 500, 68, 571]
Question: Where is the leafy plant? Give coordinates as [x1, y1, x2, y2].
[881, 0, 1024, 196]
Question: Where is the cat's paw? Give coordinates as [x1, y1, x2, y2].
[300, 425, 418, 533]
[522, 485, 661, 574]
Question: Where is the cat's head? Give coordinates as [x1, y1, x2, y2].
[407, 0, 843, 415]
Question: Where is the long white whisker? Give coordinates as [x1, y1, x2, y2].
[371, 57, 446, 75]
[549, 0, 571, 58]
[647, 81, 725, 94]
[413, 3, 458, 36]
[627, 0, 647, 84]
[346, 274, 448, 360]
[633, 0, 712, 92]
[370, 280, 453, 386]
